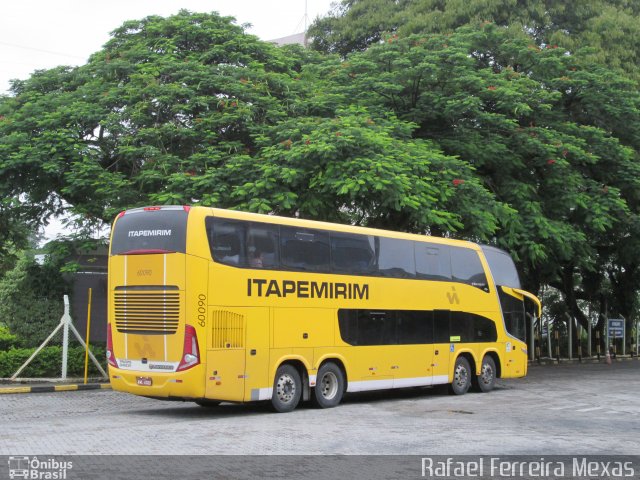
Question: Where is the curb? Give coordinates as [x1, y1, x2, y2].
[530, 356, 638, 366]
[0, 383, 111, 395]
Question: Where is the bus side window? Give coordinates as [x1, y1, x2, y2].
[280, 227, 331, 272]
[415, 243, 452, 281]
[338, 310, 359, 345]
[247, 223, 280, 269]
[397, 310, 433, 344]
[377, 237, 416, 278]
[331, 233, 376, 274]
[433, 310, 450, 344]
[473, 314, 497, 342]
[450, 247, 488, 291]
[450, 312, 474, 342]
[358, 311, 395, 345]
[449, 312, 498, 343]
[207, 218, 246, 266]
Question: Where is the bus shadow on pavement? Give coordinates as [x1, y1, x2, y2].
[340, 383, 512, 405]
[122, 400, 278, 418]
[120, 383, 515, 418]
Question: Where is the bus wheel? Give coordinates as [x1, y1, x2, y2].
[271, 364, 302, 413]
[195, 399, 221, 407]
[474, 355, 496, 393]
[450, 356, 471, 395]
[312, 362, 345, 408]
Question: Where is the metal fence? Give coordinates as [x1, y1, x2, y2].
[527, 314, 640, 362]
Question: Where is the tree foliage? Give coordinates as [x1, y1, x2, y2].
[309, 0, 640, 80]
[1, 11, 308, 225]
[316, 24, 640, 325]
[0, 10, 501, 237]
[0, 250, 69, 347]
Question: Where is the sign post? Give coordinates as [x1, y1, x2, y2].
[636, 317, 639, 357]
[566, 313, 573, 360]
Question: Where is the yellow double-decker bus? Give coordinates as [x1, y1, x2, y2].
[107, 206, 540, 412]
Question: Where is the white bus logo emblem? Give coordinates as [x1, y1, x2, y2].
[8, 456, 29, 479]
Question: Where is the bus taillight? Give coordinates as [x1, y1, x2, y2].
[177, 324, 200, 371]
[106, 323, 118, 368]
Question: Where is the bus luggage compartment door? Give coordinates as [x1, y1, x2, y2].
[205, 350, 245, 402]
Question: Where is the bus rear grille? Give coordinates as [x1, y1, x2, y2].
[114, 288, 180, 335]
[211, 310, 245, 348]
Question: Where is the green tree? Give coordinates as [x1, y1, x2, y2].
[0, 11, 308, 226]
[0, 249, 69, 347]
[221, 105, 507, 237]
[309, 0, 640, 80]
[320, 25, 640, 328]
[0, 11, 503, 240]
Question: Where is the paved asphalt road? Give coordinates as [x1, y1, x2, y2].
[1, 361, 638, 455]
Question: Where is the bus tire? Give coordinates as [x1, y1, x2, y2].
[449, 356, 471, 395]
[195, 399, 221, 407]
[474, 355, 497, 393]
[271, 364, 302, 413]
[312, 362, 345, 409]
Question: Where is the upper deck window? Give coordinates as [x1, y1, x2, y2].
[280, 227, 331, 272]
[481, 245, 521, 288]
[415, 243, 452, 281]
[208, 219, 247, 266]
[331, 233, 376, 275]
[450, 246, 488, 291]
[205, 216, 489, 290]
[377, 237, 416, 279]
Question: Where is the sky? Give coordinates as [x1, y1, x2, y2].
[0, 0, 336, 94]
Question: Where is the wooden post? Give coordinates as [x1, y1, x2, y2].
[83, 288, 93, 385]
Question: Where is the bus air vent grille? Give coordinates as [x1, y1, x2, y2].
[211, 310, 245, 348]
[114, 288, 180, 335]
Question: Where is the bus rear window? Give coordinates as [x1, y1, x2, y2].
[111, 208, 188, 255]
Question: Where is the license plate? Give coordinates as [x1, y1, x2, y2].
[136, 376, 152, 386]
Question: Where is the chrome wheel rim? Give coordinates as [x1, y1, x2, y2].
[276, 373, 297, 404]
[319, 371, 339, 400]
[454, 363, 469, 388]
[480, 362, 494, 385]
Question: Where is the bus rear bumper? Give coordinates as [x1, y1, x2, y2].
[108, 366, 204, 399]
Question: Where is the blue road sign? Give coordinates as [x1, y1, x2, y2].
[608, 318, 624, 337]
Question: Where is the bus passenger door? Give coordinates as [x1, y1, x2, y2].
[391, 310, 435, 388]
[432, 310, 452, 385]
